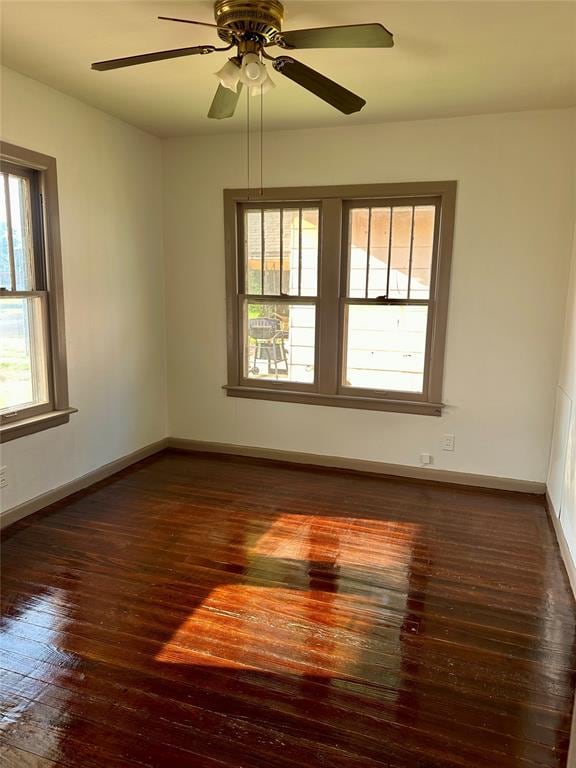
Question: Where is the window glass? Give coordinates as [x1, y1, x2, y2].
[0, 179, 10, 290]
[0, 296, 49, 412]
[9, 174, 35, 291]
[410, 206, 435, 299]
[344, 305, 428, 393]
[244, 301, 315, 384]
[347, 205, 436, 300]
[244, 207, 319, 297]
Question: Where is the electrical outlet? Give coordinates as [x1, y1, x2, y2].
[0, 466, 7, 489]
[442, 434, 455, 452]
[420, 453, 432, 465]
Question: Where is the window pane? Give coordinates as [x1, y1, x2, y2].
[263, 209, 281, 294]
[0, 296, 49, 412]
[368, 208, 391, 299]
[348, 207, 392, 299]
[9, 175, 35, 291]
[0, 177, 10, 290]
[348, 208, 369, 298]
[244, 302, 315, 383]
[410, 206, 436, 299]
[244, 207, 319, 297]
[388, 206, 413, 299]
[344, 305, 428, 393]
[348, 205, 435, 300]
[299, 209, 319, 297]
[245, 209, 263, 294]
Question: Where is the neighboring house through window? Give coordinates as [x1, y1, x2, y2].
[224, 181, 456, 415]
[0, 142, 75, 442]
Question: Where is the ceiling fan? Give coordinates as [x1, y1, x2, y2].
[91, 0, 394, 119]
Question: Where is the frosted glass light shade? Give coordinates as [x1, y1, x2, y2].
[250, 71, 276, 96]
[239, 54, 267, 86]
[215, 60, 241, 92]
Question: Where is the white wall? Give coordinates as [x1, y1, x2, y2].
[548, 189, 576, 561]
[1, 73, 573, 508]
[547, 162, 576, 768]
[164, 109, 576, 483]
[0, 67, 167, 511]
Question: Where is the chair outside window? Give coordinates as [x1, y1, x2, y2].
[248, 317, 288, 377]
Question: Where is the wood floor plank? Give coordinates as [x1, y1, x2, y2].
[2, 450, 575, 767]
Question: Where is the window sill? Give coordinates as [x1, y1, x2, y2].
[224, 386, 443, 416]
[0, 407, 78, 443]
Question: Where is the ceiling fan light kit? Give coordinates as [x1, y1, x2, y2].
[239, 53, 270, 87]
[91, 0, 394, 120]
[214, 58, 242, 92]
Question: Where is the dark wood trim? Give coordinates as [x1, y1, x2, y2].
[0, 141, 74, 439]
[224, 384, 442, 415]
[545, 489, 576, 599]
[2, 436, 545, 532]
[224, 181, 456, 415]
[0, 438, 167, 527]
[223, 181, 458, 204]
[168, 438, 546, 493]
[0, 407, 77, 443]
[428, 183, 456, 404]
[225, 192, 241, 387]
[317, 198, 341, 394]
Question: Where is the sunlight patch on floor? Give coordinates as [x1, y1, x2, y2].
[251, 514, 421, 569]
[155, 518, 420, 678]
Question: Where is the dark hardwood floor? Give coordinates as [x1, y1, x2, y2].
[1, 450, 575, 768]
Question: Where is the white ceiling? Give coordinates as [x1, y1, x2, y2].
[1, 0, 575, 137]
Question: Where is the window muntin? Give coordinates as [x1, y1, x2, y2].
[226, 183, 455, 415]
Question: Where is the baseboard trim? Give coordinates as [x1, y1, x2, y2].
[544, 493, 576, 768]
[1, 436, 546, 531]
[166, 438, 545, 494]
[545, 490, 576, 600]
[0, 438, 169, 530]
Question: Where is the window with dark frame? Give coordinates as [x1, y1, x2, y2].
[0, 142, 74, 442]
[224, 182, 456, 416]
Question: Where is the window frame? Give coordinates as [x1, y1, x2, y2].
[0, 141, 75, 442]
[224, 181, 456, 416]
[237, 200, 322, 393]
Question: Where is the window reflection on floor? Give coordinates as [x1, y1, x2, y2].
[156, 516, 420, 684]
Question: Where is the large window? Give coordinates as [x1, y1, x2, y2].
[0, 142, 74, 442]
[224, 182, 456, 415]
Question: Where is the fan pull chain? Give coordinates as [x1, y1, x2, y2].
[246, 63, 265, 199]
[246, 86, 251, 200]
[260, 84, 264, 197]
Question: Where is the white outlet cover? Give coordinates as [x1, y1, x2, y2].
[442, 434, 455, 451]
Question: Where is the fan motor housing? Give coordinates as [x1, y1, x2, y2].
[214, 0, 284, 44]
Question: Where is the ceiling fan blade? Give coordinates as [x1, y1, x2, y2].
[208, 83, 244, 119]
[91, 45, 215, 71]
[279, 23, 393, 49]
[272, 56, 366, 114]
[158, 16, 226, 31]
